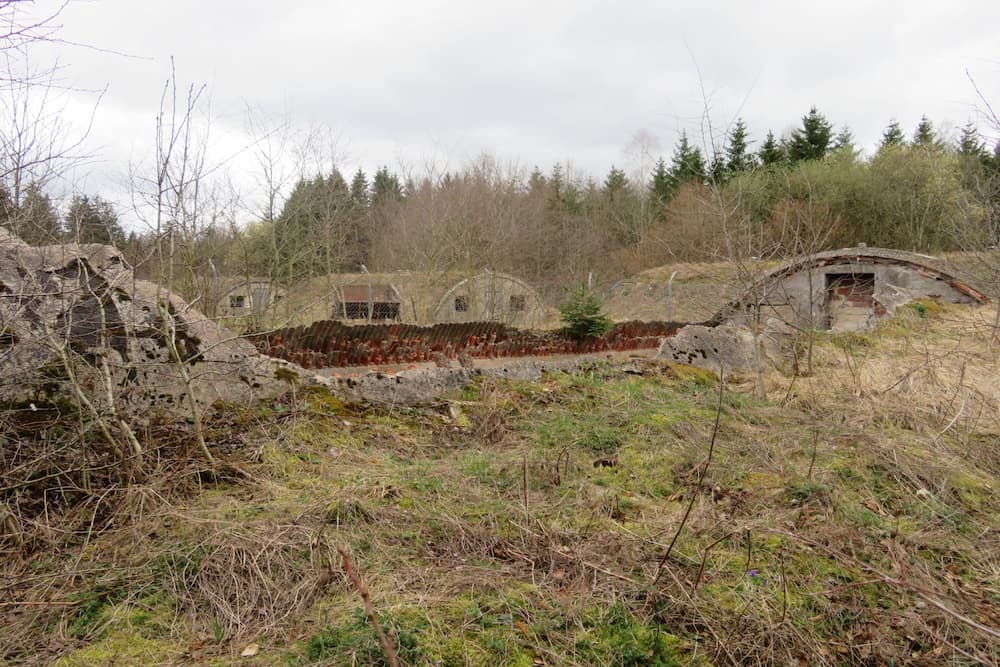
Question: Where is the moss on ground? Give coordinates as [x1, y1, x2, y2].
[6, 305, 1000, 664]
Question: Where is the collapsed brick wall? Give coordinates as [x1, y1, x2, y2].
[250, 320, 682, 369]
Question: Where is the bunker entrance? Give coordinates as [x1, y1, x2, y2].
[825, 272, 875, 331]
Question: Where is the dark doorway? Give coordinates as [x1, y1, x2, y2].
[825, 273, 875, 330]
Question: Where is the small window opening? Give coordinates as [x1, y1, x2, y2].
[509, 294, 526, 312]
[372, 302, 400, 321]
[341, 301, 400, 320]
[229, 295, 246, 309]
[344, 302, 369, 319]
[454, 295, 468, 312]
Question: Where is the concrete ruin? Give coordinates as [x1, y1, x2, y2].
[265, 269, 556, 329]
[658, 247, 988, 374]
[316, 357, 593, 407]
[0, 230, 287, 417]
[431, 270, 549, 327]
[655, 320, 796, 376]
[216, 278, 287, 318]
[711, 246, 987, 333]
[331, 282, 405, 322]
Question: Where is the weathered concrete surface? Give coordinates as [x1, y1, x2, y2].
[0, 230, 287, 416]
[655, 321, 793, 374]
[711, 247, 987, 332]
[309, 355, 640, 406]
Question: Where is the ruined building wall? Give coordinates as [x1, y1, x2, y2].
[719, 253, 985, 333]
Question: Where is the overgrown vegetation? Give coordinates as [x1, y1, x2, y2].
[118, 112, 1000, 315]
[2, 4, 1000, 665]
[4, 304, 999, 665]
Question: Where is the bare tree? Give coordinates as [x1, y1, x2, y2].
[0, 2, 102, 244]
[129, 65, 218, 462]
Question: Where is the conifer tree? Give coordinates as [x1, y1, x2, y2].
[65, 194, 122, 246]
[648, 158, 671, 212]
[549, 163, 564, 198]
[831, 125, 857, 155]
[349, 168, 369, 208]
[14, 184, 63, 244]
[603, 165, 628, 200]
[708, 153, 727, 185]
[957, 121, 989, 162]
[879, 119, 905, 150]
[554, 164, 583, 214]
[527, 166, 547, 193]
[912, 115, 937, 147]
[371, 166, 403, 206]
[785, 106, 833, 163]
[724, 118, 755, 175]
[758, 130, 785, 167]
[274, 171, 355, 276]
[667, 131, 705, 188]
[0, 185, 13, 231]
[954, 121, 992, 191]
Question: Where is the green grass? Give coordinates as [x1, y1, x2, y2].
[11, 306, 1000, 665]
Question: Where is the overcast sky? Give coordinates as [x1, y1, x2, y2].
[19, 0, 1000, 224]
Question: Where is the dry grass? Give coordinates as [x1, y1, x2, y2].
[2, 302, 1000, 665]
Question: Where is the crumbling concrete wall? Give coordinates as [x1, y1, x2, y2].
[655, 322, 792, 375]
[750, 263, 976, 331]
[0, 229, 286, 417]
[714, 249, 986, 333]
[308, 356, 618, 406]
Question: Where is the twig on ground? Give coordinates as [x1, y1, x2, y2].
[653, 369, 725, 585]
[692, 532, 734, 594]
[337, 547, 400, 667]
[522, 454, 529, 513]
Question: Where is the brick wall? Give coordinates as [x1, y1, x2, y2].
[250, 320, 682, 369]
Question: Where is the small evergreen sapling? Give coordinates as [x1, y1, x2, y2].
[559, 286, 613, 340]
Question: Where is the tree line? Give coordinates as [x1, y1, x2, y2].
[3, 106, 998, 307]
[222, 108, 999, 293]
[0, 184, 125, 246]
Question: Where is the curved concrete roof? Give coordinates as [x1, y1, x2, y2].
[708, 246, 988, 324]
[432, 269, 545, 317]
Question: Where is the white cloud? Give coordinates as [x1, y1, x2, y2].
[12, 0, 1000, 224]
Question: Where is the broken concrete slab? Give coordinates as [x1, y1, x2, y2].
[0, 231, 288, 418]
[655, 321, 793, 374]
[312, 356, 622, 406]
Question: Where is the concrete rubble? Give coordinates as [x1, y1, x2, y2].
[307, 356, 616, 407]
[655, 321, 794, 375]
[0, 229, 287, 418]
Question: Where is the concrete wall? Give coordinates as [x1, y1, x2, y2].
[725, 260, 978, 332]
[218, 280, 287, 318]
[430, 270, 550, 327]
